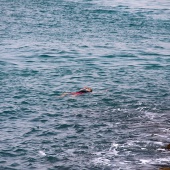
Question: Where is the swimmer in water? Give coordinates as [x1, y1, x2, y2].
[60, 87, 92, 97]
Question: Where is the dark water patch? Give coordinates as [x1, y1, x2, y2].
[1, 110, 18, 117]
[101, 54, 115, 59]
[91, 8, 118, 15]
[0, 60, 9, 66]
[0, 150, 18, 158]
[0, 166, 18, 170]
[144, 64, 164, 70]
[38, 54, 56, 58]
[10, 163, 20, 168]
[139, 51, 169, 57]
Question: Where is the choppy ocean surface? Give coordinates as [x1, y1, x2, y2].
[0, 0, 170, 169]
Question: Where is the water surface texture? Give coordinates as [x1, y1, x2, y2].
[0, 0, 170, 169]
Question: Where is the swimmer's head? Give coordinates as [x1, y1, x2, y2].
[82, 87, 92, 92]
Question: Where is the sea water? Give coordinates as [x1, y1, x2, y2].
[0, 0, 170, 169]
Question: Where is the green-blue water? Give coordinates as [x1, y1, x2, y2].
[0, 0, 170, 169]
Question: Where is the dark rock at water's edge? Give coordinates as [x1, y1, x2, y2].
[162, 144, 170, 150]
[159, 167, 170, 170]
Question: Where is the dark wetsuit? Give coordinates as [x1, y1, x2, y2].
[70, 89, 89, 96]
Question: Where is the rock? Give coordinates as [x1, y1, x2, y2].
[164, 144, 170, 150]
[159, 168, 170, 170]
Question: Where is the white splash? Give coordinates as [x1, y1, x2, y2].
[91, 157, 111, 166]
[140, 159, 151, 164]
[39, 150, 46, 156]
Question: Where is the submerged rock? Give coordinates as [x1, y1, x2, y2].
[164, 144, 170, 150]
[159, 168, 170, 170]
